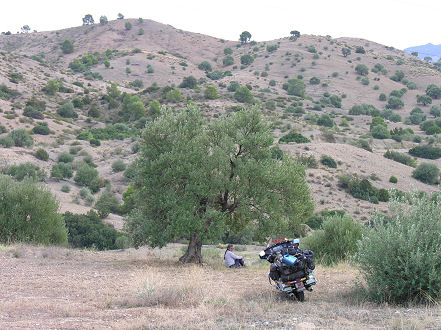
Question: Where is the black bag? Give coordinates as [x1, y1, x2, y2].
[269, 264, 280, 280]
[280, 270, 307, 282]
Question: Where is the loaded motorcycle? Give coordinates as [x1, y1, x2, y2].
[259, 238, 316, 302]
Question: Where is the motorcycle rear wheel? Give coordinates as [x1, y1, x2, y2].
[294, 291, 305, 302]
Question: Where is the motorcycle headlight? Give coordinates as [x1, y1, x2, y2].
[259, 250, 266, 257]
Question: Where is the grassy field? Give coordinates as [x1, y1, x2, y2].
[1, 243, 440, 329]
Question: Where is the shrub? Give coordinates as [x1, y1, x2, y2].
[390, 70, 405, 82]
[409, 145, 441, 160]
[57, 102, 78, 118]
[60, 39, 74, 54]
[320, 155, 337, 168]
[32, 122, 50, 135]
[412, 163, 440, 184]
[222, 56, 234, 66]
[303, 214, 363, 265]
[179, 76, 198, 89]
[386, 96, 404, 109]
[35, 148, 49, 161]
[371, 125, 390, 139]
[379, 93, 387, 101]
[8, 128, 33, 147]
[198, 61, 212, 72]
[317, 114, 334, 127]
[283, 78, 305, 97]
[389, 176, 398, 183]
[240, 54, 254, 66]
[58, 152, 74, 163]
[430, 105, 440, 117]
[309, 77, 320, 85]
[63, 211, 124, 250]
[2, 162, 46, 181]
[165, 89, 183, 103]
[90, 139, 101, 147]
[94, 190, 122, 218]
[227, 81, 240, 92]
[204, 85, 219, 99]
[74, 164, 99, 187]
[61, 184, 71, 193]
[112, 159, 126, 172]
[355, 64, 369, 76]
[354, 193, 441, 303]
[338, 175, 387, 203]
[51, 163, 73, 179]
[0, 175, 67, 245]
[0, 136, 14, 148]
[279, 131, 310, 144]
[234, 86, 254, 103]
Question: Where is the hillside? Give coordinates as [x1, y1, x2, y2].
[0, 18, 441, 226]
[404, 43, 441, 62]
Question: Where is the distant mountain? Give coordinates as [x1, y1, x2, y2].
[404, 43, 441, 62]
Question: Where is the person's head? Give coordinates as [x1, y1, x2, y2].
[227, 244, 234, 251]
[292, 238, 300, 248]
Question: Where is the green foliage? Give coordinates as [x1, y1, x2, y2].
[417, 94, 432, 106]
[409, 145, 441, 160]
[8, 128, 33, 148]
[51, 163, 73, 180]
[386, 96, 404, 109]
[112, 159, 126, 172]
[355, 46, 365, 54]
[64, 211, 125, 250]
[430, 105, 441, 117]
[222, 55, 234, 67]
[35, 148, 49, 161]
[165, 88, 183, 103]
[0, 175, 67, 245]
[125, 22, 132, 30]
[179, 76, 198, 89]
[82, 14, 94, 25]
[0, 84, 20, 100]
[94, 190, 122, 218]
[317, 114, 334, 127]
[349, 104, 380, 116]
[204, 85, 219, 100]
[61, 184, 71, 193]
[234, 86, 254, 103]
[240, 54, 254, 66]
[239, 31, 251, 44]
[57, 152, 74, 163]
[227, 81, 240, 92]
[341, 47, 351, 57]
[389, 176, 398, 183]
[57, 102, 78, 118]
[121, 94, 146, 121]
[99, 15, 108, 25]
[320, 155, 337, 168]
[354, 193, 441, 304]
[126, 106, 313, 262]
[60, 39, 74, 54]
[31, 122, 50, 135]
[0, 136, 14, 148]
[206, 70, 226, 80]
[390, 70, 405, 82]
[384, 150, 417, 167]
[355, 64, 369, 76]
[77, 123, 135, 141]
[338, 175, 389, 204]
[303, 214, 363, 265]
[371, 125, 390, 139]
[267, 44, 279, 53]
[42, 79, 60, 95]
[282, 78, 305, 97]
[279, 131, 310, 143]
[224, 47, 233, 55]
[198, 61, 212, 72]
[426, 84, 441, 99]
[309, 76, 320, 85]
[74, 164, 99, 187]
[2, 162, 46, 182]
[412, 163, 440, 184]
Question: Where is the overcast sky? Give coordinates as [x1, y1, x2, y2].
[1, 0, 440, 50]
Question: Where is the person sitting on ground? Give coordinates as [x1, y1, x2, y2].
[224, 244, 245, 268]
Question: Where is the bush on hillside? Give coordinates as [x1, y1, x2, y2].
[279, 131, 310, 144]
[383, 150, 417, 167]
[94, 190, 122, 218]
[64, 211, 127, 250]
[74, 164, 99, 187]
[303, 214, 364, 265]
[0, 175, 67, 245]
[112, 159, 126, 172]
[35, 148, 49, 161]
[51, 163, 73, 180]
[2, 162, 46, 182]
[8, 128, 33, 148]
[409, 145, 441, 160]
[354, 193, 441, 304]
[412, 163, 440, 184]
[320, 155, 337, 168]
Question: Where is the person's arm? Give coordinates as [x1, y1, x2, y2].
[229, 251, 242, 260]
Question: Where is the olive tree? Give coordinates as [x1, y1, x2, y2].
[239, 31, 251, 44]
[125, 106, 313, 263]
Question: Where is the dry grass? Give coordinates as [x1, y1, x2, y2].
[1, 244, 441, 329]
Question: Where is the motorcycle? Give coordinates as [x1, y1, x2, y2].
[259, 238, 317, 302]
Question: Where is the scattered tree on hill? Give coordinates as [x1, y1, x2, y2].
[117, 13, 124, 20]
[290, 30, 300, 38]
[125, 22, 132, 30]
[342, 48, 351, 57]
[60, 39, 74, 54]
[355, 64, 369, 76]
[125, 106, 313, 263]
[204, 85, 219, 99]
[417, 94, 432, 106]
[426, 84, 441, 99]
[234, 86, 254, 103]
[99, 16, 108, 25]
[240, 54, 254, 66]
[82, 14, 94, 26]
[239, 31, 252, 44]
[21, 25, 30, 33]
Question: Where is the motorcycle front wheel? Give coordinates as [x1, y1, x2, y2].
[294, 291, 305, 302]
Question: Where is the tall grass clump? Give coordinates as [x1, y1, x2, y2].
[354, 192, 441, 304]
[303, 214, 364, 265]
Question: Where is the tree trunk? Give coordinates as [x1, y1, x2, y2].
[179, 234, 203, 263]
